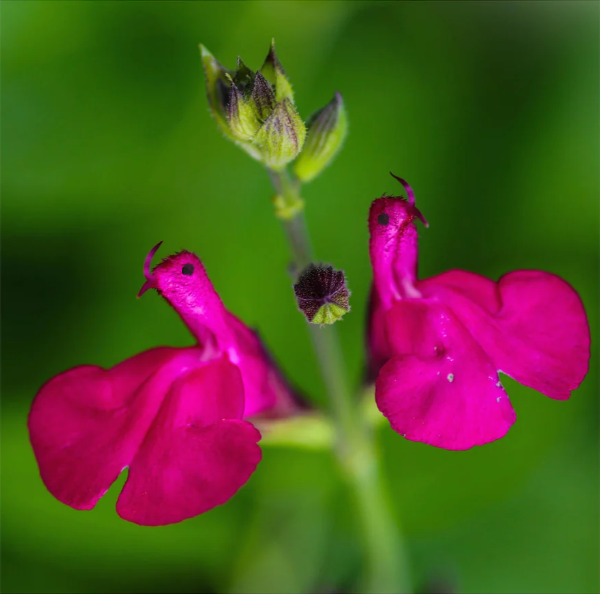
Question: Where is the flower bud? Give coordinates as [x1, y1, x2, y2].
[260, 39, 294, 103]
[199, 41, 306, 169]
[232, 56, 254, 92]
[254, 99, 306, 170]
[199, 44, 234, 140]
[227, 78, 261, 141]
[294, 264, 351, 325]
[293, 92, 348, 183]
[250, 71, 276, 121]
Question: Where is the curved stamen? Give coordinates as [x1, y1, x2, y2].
[389, 172, 429, 228]
[137, 241, 163, 298]
[143, 241, 163, 280]
[389, 172, 415, 206]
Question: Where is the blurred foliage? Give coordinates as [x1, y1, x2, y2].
[2, 2, 598, 593]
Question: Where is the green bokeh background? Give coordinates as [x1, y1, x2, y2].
[2, 2, 598, 593]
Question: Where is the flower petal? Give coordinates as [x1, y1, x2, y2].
[376, 302, 516, 450]
[116, 355, 261, 526]
[419, 269, 501, 314]
[366, 286, 392, 381]
[226, 313, 305, 418]
[384, 299, 439, 358]
[28, 347, 195, 510]
[420, 270, 590, 400]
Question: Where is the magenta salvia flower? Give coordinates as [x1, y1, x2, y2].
[368, 174, 590, 450]
[28, 242, 301, 526]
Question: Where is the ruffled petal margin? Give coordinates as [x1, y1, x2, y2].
[419, 270, 590, 400]
[117, 356, 261, 525]
[29, 348, 261, 525]
[376, 302, 516, 450]
[28, 347, 187, 510]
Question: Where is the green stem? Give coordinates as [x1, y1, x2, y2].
[307, 321, 357, 449]
[349, 437, 412, 593]
[268, 167, 412, 594]
[283, 213, 313, 271]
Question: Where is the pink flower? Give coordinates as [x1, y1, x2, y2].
[368, 175, 590, 450]
[28, 242, 300, 525]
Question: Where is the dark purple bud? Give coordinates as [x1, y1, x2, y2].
[227, 80, 261, 140]
[251, 71, 276, 121]
[294, 264, 351, 325]
[233, 56, 255, 94]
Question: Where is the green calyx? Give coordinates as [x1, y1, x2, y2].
[226, 76, 262, 141]
[199, 44, 234, 140]
[293, 92, 348, 183]
[199, 41, 306, 169]
[260, 39, 294, 103]
[311, 302, 349, 325]
[254, 99, 306, 170]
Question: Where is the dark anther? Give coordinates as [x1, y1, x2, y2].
[378, 213, 390, 226]
[182, 263, 194, 276]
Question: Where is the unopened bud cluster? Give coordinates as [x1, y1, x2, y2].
[200, 40, 347, 178]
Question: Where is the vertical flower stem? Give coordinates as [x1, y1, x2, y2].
[283, 213, 313, 271]
[267, 167, 412, 594]
[349, 436, 412, 594]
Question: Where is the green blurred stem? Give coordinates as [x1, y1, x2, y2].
[349, 435, 412, 594]
[267, 167, 412, 594]
[284, 214, 313, 272]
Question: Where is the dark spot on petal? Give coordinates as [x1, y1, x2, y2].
[182, 263, 194, 276]
[378, 213, 389, 226]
